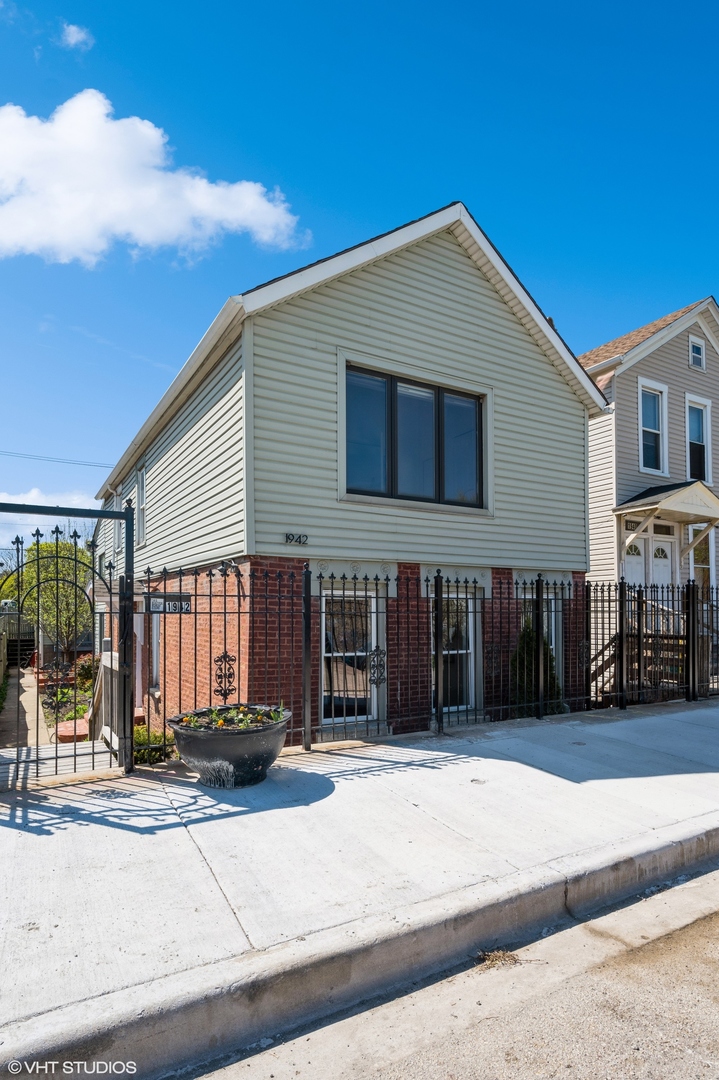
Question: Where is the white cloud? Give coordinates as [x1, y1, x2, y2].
[0, 89, 306, 265]
[60, 22, 94, 50]
[0, 488, 98, 547]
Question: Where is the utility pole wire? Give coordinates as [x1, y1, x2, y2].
[0, 450, 113, 469]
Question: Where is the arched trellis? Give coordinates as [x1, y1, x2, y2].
[0, 498, 135, 778]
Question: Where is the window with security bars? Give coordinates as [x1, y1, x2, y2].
[322, 595, 375, 722]
[440, 598, 474, 710]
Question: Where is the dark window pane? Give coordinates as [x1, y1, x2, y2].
[397, 382, 436, 498]
[642, 430, 660, 471]
[690, 441, 706, 481]
[642, 390, 660, 432]
[444, 394, 479, 504]
[346, 370, 388, 493]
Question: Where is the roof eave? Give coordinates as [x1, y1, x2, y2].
[242, 202, 607, 417]
[448, 207, 607, 417]
[98, 201, 609, 496]
[241, 204, 465, 315]
[95, 296, 245, 500]
[612, 299, 717, 376]
[585, 355, 623, 376]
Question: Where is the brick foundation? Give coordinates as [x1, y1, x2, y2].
[135, 558, 589, 747]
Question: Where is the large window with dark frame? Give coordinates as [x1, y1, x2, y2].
[346, 367, 483, 506]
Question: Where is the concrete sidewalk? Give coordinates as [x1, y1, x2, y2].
[2, 699, 719, 1076]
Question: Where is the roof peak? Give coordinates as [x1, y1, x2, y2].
[239, 201, 466, 300]
[578, 299, 711, 370]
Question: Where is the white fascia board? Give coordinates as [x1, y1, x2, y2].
[242, 201, 607, 418]
[96, 297, 244, 500]
[240, 205, 463, 315]
[585, 354, 624, 376]
[615, 302, 711, 376]
[695, 312, 719, 357]
[452, 208, 607, 417]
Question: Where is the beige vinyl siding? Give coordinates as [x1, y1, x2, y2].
[95, 500, 115, 573]
[615, 321, 719, 506]
[251, 230, 589, 571]
[106, 338, 245, 575]
[587, 408, 616, 581]
[614, 321, 719, 582]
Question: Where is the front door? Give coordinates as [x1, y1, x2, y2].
[652, 541, 674, 587]
[625, 539, 646, 585]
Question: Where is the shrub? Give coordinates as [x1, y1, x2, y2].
[509, 618, 564, 718]
[133, 724, 175, 765]
[75, 655, 100, 692]
[63, 704, 89, 723]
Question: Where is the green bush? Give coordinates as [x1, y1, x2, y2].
[0, 670, 8, 714]
[133, 724, 175, 765]
[63, 704, 89, 723]
[75, 655, 100, 692]
[509, 618, 564, 718]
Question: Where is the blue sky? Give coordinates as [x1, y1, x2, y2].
[1, 0, 718, 540]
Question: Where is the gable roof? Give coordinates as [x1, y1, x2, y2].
[578, 297, 719, 375]
[97, 202, 607, 500]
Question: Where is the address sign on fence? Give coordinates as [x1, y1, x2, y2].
[143, 593, 192, 614]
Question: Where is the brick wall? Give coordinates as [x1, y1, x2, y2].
[136, 557, 591, 748]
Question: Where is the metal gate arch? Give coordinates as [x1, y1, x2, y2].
[0, 500, 135, 783]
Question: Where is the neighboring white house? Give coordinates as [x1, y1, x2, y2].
[95, 202, 606, 588]
[582, 298, 719, 585]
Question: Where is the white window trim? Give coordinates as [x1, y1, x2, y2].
[689, 523, 716, 588]
[637, 377, 669, 477]
[689, 334, 706, 371]
[136, 465, 147, 547]
[337, 346, 495, 516]
[685, 393, 712, 485]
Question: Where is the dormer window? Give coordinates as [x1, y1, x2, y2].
[689, 335, 706, 370]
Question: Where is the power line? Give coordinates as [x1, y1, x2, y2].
[0, 449, 113, 469]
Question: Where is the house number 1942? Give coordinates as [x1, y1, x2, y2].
[285, 533, 308, 545]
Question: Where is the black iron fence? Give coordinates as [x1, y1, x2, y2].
[137, 566, 719, 762]
[3, 535, 714, 782]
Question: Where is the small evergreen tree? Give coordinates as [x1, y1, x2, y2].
[509, 617, 563, 717]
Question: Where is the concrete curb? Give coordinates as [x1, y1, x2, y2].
[4, 812, 719, 1078]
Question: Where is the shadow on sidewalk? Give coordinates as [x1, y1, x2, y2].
[0, 763, 337, 837]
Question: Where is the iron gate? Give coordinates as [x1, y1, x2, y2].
[0, 500, 134, 787]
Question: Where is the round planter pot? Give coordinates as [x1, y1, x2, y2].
[168, 707, 291, 788]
